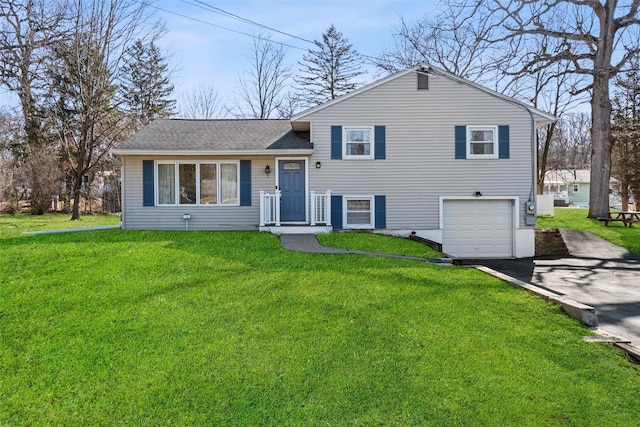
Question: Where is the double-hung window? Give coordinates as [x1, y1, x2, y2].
[467, 126, 498, 159]
[344, 127, 373, 159]
[156, 161, 239, 206]
[344, 196, 374, 228]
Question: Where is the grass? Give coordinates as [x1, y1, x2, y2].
[317, 231, 442, 258]
[1, 214, 640, 425]
[538, 207, 640, 254]
[0, 212, 121, 237]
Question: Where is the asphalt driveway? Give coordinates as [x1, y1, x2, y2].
[469, 229, 640, 347]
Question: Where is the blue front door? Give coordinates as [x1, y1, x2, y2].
[279, 160, 305, 222]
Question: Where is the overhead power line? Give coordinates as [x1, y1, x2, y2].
[181, 1, 384, 64]
[144, 2, 307, 51]
[143, 0, 385, 65]
[182, 0, 315, 44]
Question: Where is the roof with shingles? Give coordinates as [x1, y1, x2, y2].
[113, 119, 312, 152]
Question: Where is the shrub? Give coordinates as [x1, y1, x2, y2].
[23, 148, 61, 215]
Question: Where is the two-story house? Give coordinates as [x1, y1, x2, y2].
[111, 65, 555, 258]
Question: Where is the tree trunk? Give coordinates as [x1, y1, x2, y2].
[71, 180, 82, 220]
[587, 4, 616, 218]
[537, 124, 554, 194]
[589, 86, 613, 218]
[71, 151, 86, 220]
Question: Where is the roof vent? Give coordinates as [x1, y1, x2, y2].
[417, 72, 429, 90]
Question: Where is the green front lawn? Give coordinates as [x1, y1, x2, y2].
[538, 208, 640, 254]
[1, 214, 639, 425]
[318, 231, 441, 258]
[0, 212, 121, 237]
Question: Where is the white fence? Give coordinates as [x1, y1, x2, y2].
[259, 189, 331, 227]
[310, 190, 331, 226]
[260, 190, 281, 226]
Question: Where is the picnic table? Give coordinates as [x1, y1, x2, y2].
[598, 211, 640, 227]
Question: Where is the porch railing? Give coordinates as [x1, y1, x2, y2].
[259, 189, 332, 227]
[260, 190, 281, 226]
[310, 190, 331, 226]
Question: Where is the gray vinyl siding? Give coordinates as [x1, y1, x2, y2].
[121, 155, 277, 230]
[303, 71, 535, 229]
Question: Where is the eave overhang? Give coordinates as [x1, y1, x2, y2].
[110, 149, 313, 156]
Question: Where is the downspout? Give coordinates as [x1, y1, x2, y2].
[525, 107, 537, 207]
[119, 156, 125, 229]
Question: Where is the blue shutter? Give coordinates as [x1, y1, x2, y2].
[239, 160, 251, 206]
[331, 195, 343, 230]
[498, 125, 510, 159]
[374, 126, 386, 159]
[331, 126, 342, 159]
[455, 125, 466, 159]
[142, 160, 154, 206]
[374, 195, 386, 229]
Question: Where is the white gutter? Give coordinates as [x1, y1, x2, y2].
[110, 149, 313, 156]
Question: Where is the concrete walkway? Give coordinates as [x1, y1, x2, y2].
[279, 234, 452, 265]
[471, 229, 640, 348]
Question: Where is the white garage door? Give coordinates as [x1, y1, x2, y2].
[442, 199, 513, 258]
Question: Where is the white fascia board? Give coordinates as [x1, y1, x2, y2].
[110, 149, 313, 156]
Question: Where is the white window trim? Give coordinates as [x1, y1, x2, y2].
[466, 125, 498, 159]
[154, 160, 240, 207]
[343, 195, 374, 229]
[343, 126, 374, 160]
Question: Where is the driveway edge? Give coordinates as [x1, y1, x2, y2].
[474, 265, 598, 327]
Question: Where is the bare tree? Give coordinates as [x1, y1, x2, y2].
[45, 0, 159, 220]
[0, 152, 17, 212]
[0, 0, 66, 153]
[275, 91, 305, 119]
[467, 0, 640, 218]
[552, 113, 592, 171]
[612, 55, 640, 210]
[0, 109, 23, 212]
[375, 6, 508, 91]
[235, 34, 292, 119]
[531, 59, 587, 194]
[177, 81, 226, 119]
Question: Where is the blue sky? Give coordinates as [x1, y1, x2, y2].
[0, 1, 440, 113]
[155, 0, 442, 105]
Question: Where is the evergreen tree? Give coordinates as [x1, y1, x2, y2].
[295, 25, 366, 107]
[120, 40, 175, 127]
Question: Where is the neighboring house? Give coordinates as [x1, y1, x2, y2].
[543, 169, 617, 207]
[111, 65, 554, 258]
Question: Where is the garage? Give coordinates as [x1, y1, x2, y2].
[442, 199, 514, 258]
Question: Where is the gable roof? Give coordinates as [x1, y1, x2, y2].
[291, 64, 556, 129]
[111, 119, 312, 155]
